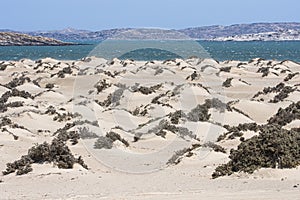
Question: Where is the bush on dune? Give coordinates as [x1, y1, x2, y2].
[212, 125, 300, 178]
[2, 139, 88, 176]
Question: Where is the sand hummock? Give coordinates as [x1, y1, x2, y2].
[0, 57, 299, 199]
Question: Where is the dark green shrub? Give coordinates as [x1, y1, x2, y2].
[212, 125, 300, 178]
[203, 142, 226, 153]
[94, 136, 113, 149]
[222, 78, 233, 88]
[2, 139, 88, 176]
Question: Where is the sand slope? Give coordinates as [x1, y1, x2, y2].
[0, 57, 299, 199]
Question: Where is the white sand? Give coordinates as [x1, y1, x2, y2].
[0, 57, 299, 199]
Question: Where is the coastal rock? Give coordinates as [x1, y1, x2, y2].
[0, 32, 73, 46]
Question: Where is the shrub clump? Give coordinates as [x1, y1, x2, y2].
[94, 79, 111, 94]
[0, 101, 24, 113]
[218, 123, 259, 141]
[134, 84, 161, 95]
[94, 131, 129, 149]
[203, 142, 226, 153]
[167, 148, 191, 165]
[212, 125, 300, 178]
[205, 98, 229, 112]
[267, 101, 300, 126]
[220, 66, 231, 73]
[77, 127, 99, 139]
[53, 112, 80, 122]
[4, 76, 31, 89]
[53, 122, 76, 136]
[135, 119, 197, 141]
[257, 67, 270, 77]
[94, 136, 114, 149]
[253, 83, 296, 103]
[270, 86, 296, 103]
[0, 117, 29, 135]
[167, 144, 201, 165]
[132, 107, 148, 116]
[96, 88, 124, 107]
[138, 86, 155, 95]
[56, 66, 73, 78]
[222, 78, 233, 88]
[186, 98, 228, 122]
[2, 138, 88, 176]
[187, 104, 211, 122]
[168, 110, 186, 124]
[151, 92, 173, 108]
[45, 105, 56, 115]
[0, 117, 13, 128]
[186, 71, 200, 81]
[0, 63, 7, 71]
[56, 130, 80, 145]
[45, 83, 55, 89]
[284, 72, 299, 82]
[0, 89, 33, 104]
[106, 131, 129, 147]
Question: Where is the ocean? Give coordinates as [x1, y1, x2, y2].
[0, 41, 300, 62]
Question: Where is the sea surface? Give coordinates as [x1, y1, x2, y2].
[0, 41, 300, 62]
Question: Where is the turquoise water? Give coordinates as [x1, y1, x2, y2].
[200, 41, 300, 62]
[0, 44, 96, 61]
[0, 41, 300, 62]
[118, 48, 184, 61]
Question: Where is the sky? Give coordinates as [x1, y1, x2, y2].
[0, 0, 299, 31]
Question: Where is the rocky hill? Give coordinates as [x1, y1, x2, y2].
[27, 28, 131, 41]
[180, 22, 300, 40]
[0, 32, 74, 46]
[211, 29, 300, 41]
[2, 22, 300, 42]
[19, 22, 300, 41]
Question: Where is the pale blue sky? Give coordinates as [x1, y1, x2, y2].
[1, 0, 299, 31]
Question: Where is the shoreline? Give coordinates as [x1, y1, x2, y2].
[1, 56, 300, 65]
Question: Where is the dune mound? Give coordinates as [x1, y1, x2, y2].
[0, 57, 299, 199]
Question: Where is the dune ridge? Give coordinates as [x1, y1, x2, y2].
[0, 57, 299, 199]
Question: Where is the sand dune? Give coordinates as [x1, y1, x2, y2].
[0, 57, 299, 199]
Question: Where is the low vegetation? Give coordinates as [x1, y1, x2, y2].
[212, 125, 300, 178]
[222, 78, 233, 88]
[2, 138, 88, 176]
[213, 101, 300, 178]
[94, 131, 129, 149]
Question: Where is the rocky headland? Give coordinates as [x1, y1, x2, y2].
[0, 32, 74, 46]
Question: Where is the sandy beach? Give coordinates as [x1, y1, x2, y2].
[0, 57, 299, 199]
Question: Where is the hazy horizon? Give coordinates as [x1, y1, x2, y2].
[1, 0, 299, 31]
[1, 21, 300, 32]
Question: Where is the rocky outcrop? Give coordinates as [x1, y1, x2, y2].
[0, 32, 74, 46]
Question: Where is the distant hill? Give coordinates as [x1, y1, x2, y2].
[0, 32, 74, 46]
[210, 29, 300, 41]
[180, 22, 300, 39]
[4, 22, 300, 41]
[26, 28, 131, 41]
